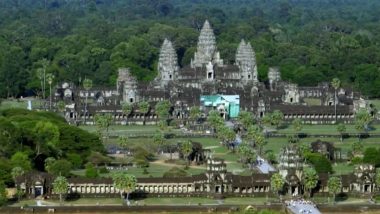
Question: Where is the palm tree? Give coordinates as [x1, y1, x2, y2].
[237, 111, 254, 130]
[11, 167, 25, 201]
[328, 176, 342, 204]
[39, 58, 50, 102]
[181, 140, 193, 166]
[111, 172, 137, 205]
[46, 73, 54, 110]
[331, 78, 341, 124]
[189, 106, 201, 125]
[375, 171, 380, 192]
[83, 78, 93, 124]
[138, 101, 149, 125]
[52, 176, 68, 205]
[271, 173, 285, 201]
[254, 133, 266, 155]
[337, 123, 346, 142]
[292, 118, 303, 138]
[122, 102, 133, 124]
[153, 131, 166, 154]
[302, 168, 319, 198]
[117, 136, 129, 158]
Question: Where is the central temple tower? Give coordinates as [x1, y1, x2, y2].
[191, 20, 223, 68]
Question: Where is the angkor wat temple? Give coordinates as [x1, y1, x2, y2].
[55, 20, 369, 124]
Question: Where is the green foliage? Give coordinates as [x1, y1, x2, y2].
[10, 152, 31, 171]
[237, 111, 254, 129]
[351, 141, 364, 156]
[83, 78, 93, 91]
[53, 176, 68, 204]
[207, 110, 224, 129]
[98, 167, 109, 174]
[46, 159, 72, 177]
[328, 176, 342, 203]
[262, 110, 284, 128]
[122, 102, 133, 116]
[350, 156, 363, 165]
[1, 1, 380, 98]
[189, 106, 201, 121]
[85, 163, 99, 178]
[355, 109, 373, 133]
[180, 141, 193, 162]
[0, 159, 13, 186]
[0, 181, 7, 206]
[155, 100, 171, 120]
[270, 173, 285, 196]
[337, 123, 346, 140]
[238, 143, 256, 166]
[87, 151, 112, 166]
[302, 167, 319, 197]
[163, 167, 189, 178]
[11, 167, 25, 182]
[138, 101, 150, 114]
[111, 172, 137, 199]
[66, 153, 83, 169]
[292, 118, 303, 133]
[362, 148, 380, 167]
[0, 117, 22, 157]
[304, 152, 332, 174]
[33, 121, 60, 155]
[376, 170, 380, 190]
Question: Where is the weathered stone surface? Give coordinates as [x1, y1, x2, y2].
[191, 20, 223, 68]
[157, 38, 179, 86]
[235, 39, 258, 83]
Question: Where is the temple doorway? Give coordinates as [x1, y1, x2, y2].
[215, 185, 224, 193]
[34, 186, 43, 197]
[364, 184, 371, 192]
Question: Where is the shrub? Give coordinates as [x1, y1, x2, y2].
[98, 167, 109, 174]
[350, 157, 363, 165]
[304, 152, 332, 173]
[66, 153, 83, 169]
[85, 163, 99, 178]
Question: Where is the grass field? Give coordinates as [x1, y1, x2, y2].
[0, 98, 44, 110]
[94, 123, 380, 178]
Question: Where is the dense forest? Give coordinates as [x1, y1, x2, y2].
[1, 0, 380, 98]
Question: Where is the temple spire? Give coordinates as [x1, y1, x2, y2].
[235, 39, 258, 83]
[191, 20, 223, 68]
[157, 38, 178, 87]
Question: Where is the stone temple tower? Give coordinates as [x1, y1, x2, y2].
[117, 68, 139, 104]
[157, 38, 179, 87]
[235, 39, 258, 83]
[191, 20, 223, 68]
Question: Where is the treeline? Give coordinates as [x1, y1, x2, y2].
[1, 0, 380, 97]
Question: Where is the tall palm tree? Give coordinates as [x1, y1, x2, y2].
[46, 73, 54, 110]
[331, 78, 341, 124]
[83, 78, 93, 124]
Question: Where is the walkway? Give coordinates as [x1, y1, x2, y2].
[285, 199, 321, 214]
[256, 156, 276, 174]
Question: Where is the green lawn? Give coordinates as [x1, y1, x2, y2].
[80, 125, 183, 137]
[276, 124, 380, 134]
[0, 98, 43, 110]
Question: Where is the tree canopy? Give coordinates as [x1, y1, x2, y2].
[1, 1, 380, 98]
